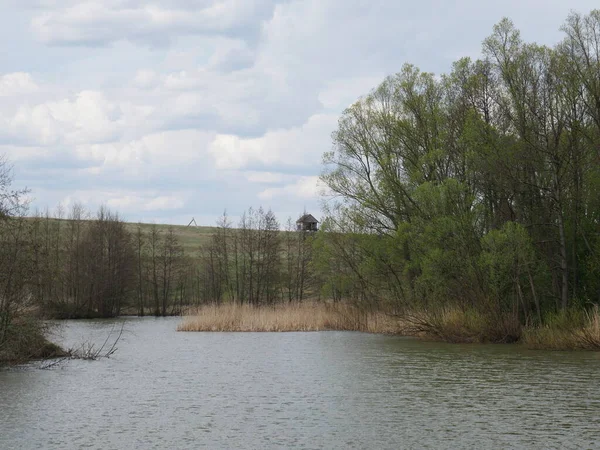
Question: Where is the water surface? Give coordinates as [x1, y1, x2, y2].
[1, 318, 599, 449]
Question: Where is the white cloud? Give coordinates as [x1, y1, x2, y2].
[244, 171, 285, 184]
[133, 69, 159, 89]
[318, 76, 384, 110]
[208, 38, 255, 71]
[0, 144, 48, 161]
[0, 73, 39, 97]
[2, 90, 154, 146]
[30, 1, 278, 46]
[144, 195, 185, 211]
[209, 113, 337, 169]
[258, 176, 320, 201]
[74, 129, 216, 176]
[62, 190, 188, 214]
[105, 194, 141, 210]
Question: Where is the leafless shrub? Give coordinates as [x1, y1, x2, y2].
[40, 322, 124, 369]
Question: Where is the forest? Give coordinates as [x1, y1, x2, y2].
[316, 10, 600, 343]
[2, 10, 600, 360]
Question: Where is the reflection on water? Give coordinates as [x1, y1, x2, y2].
[1, 318, 600, 449]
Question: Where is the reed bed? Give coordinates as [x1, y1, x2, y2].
[403, 306, 522, 344]
[521, 306, 600, 350]
[178, 301, 600, 350]
[177, 302, 408, 334]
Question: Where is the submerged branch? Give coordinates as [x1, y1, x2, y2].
[40, 322, 125, 369]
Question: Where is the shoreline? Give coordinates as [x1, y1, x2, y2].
[177, 302, 600, 351]
[177, 302, 407, 334]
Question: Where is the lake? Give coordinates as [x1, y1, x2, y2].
[1, 317, 600, 449]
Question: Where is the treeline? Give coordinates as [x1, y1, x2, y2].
[1, 200, 191, 320]
[1, 157, 65, 360]
[34, 207, 315, 317]
[29, 206, 134, 318]
[0, 165, 317, 325]
[1, 156, 31, 356]
[198, 209, 314, 305]
[316, 10, 600, 332]
[25, 205, 212, 317]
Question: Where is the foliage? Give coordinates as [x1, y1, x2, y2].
[317, 10, 600, 331]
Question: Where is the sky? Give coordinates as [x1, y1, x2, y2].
[0, 1, 597, 226]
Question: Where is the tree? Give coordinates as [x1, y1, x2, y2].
[318, 11, 600, 325]
[79, 207, 135, 317]
[159, 227, 184, 316]
[134, 223, 146, 316]
[0, 156, 43, 360]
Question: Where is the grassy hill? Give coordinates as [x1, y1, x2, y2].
[24, 216, 306, 257]
[24, 216, 219, 256]
[123, 222, 218, 255]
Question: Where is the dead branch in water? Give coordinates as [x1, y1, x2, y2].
[40, 322, 125, 369]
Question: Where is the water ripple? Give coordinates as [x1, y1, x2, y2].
[1, 318, 599, 449]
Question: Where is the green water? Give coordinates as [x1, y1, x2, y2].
[1, 317, 599, 449]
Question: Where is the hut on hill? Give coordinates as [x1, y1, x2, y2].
[296, 213, 319, 232]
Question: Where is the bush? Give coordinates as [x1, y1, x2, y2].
[522, 306, 600, 350]
[0, 317, 65, 364]
[405, 305, 522, 343]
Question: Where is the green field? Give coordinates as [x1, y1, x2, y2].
[25, 216, 305, 258]
[25, 216, 219, 256]
[124, 222, 219, 255]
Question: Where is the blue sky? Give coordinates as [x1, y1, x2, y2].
[1, 0, 597, 225]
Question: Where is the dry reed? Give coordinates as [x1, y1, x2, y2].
[522, 306, 600, 350]
[403, 306, 521, 344]
[177, 302, 408, 334]
[178, 302, 600, 350]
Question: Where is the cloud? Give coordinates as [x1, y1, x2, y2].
[75, 129, 215, 172]
[144, 195, 186, 211]
[258, 176, 321, 201]
[0, 144, 48, 162]
[61, 190, 188, 213]
[30, 1, 278, 47]
[208, 38, 255, 72]
[318, 76, 385, 110]
[133, 69, 160, 89]
[0, 73, 39, 97]
[209, 114, 337, 170]
[5, 0, 600, 225]
[1, 90, 154, 146]
[244, 171, 285, 184]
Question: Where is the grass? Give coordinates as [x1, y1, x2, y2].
[521, 306, 600, 350]
[25, 216, 219, 256]
[29, 217, 315, 258]
[403, 306, 522, 344]
[124, 222, 217, 255]
[178, 302, 409, 333]
[178, 301, 600, 352]
[403, 304, 600, 349]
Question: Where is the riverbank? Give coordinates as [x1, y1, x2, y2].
[178, 302, 600, 350]
[520, 308, 600, 350]
[0, 319, 66, 365]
